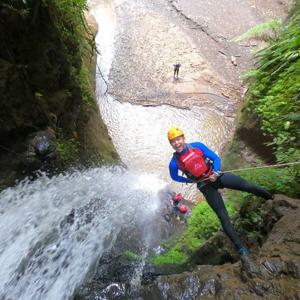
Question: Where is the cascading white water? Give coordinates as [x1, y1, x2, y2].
[0, 167, 165, 299]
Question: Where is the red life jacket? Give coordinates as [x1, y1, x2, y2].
[174, 144, 213, 180]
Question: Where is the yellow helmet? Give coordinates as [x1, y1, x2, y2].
[167, 127, 184, 141]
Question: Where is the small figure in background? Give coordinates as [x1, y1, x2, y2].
[173, 63, 181, 80]
[172, 192, 190, 222]
[160, 189, 190, 223]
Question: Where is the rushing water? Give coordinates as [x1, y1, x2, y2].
[0, 167, 165, 299]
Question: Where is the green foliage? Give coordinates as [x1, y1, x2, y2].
[223, 190, 248, 210]
[152, 201, 237, 266]
[244, 2, 300, 166]
[233, 19, 282, 42]
[234, 166, 300, 197]
[232, 196, 267, 245]
[46, 0, 96, 107]
[3, 0, 96, 106]
[244, 210, 262, 225]
[77, 65, 96, 107]
[47, 0, 91, 58]
[151, 247, 187, 265]
[184, 201, 235, 247]
[122, 250, 142, 261]
[34, 91, 43, 98]
[56, 137, 79, 163]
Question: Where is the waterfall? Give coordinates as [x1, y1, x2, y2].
[0, 167, 165, 299]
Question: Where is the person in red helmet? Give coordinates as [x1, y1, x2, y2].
[167, 128, 273, 256]
[172, 193, 188, 213]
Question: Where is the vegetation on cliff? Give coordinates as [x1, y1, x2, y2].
[0, 0, 118, 188]
[243, 3, 300, 164]
[151, 201, 236, 265]
[223, 2, 300, 198]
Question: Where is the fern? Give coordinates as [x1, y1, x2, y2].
[243, 1, 300, 164]
[233, 19, 282, 42]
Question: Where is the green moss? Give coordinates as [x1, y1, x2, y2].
[46, 0, 96, 108]
[234, 167, 299, 197]
[233, 196, 266, 245]
[122, 250, 143, 262]
[184, 201, 236, 249]
[78, 65, 96, 107]
[243, 2, 300, 164]
[151, 247, 187, 265]
[232, 19, 282, 42]
[56, 137, 79, 164]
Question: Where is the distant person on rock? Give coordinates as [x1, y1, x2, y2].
[173, 63, 181, 80]
[167, 127, 273, 256]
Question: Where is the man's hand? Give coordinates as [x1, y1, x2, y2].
[193, 172, 221, 183]
[193, 176, 214, 183]
[208, 172, 220, 182]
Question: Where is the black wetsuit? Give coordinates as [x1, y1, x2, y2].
[169, 142, 272, 251]
[198, 172, 272, 249]
[173, 64, 181, 79]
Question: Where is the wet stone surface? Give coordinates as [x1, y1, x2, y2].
[108, 0, 292, 110]
[109, 0, 236, 110]
[139, 195, 300, 299]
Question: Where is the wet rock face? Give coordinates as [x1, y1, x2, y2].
[141, 264, 242, 300]
[74, 281, 127, 300]
[140, 195, 300, 299]
[188, 232, 238, 266]
[0, 3, 118, 189]
[156, 272, 222, 300]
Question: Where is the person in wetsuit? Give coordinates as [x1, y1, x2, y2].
[173, 63, 181, 80]
[167, 127, 273, 256]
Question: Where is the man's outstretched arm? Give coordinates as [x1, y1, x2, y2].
[169, 158, 194, 183]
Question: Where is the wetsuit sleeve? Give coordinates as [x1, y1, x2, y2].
[169, 157, 194, 183]
[191, 142, 221, 172]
